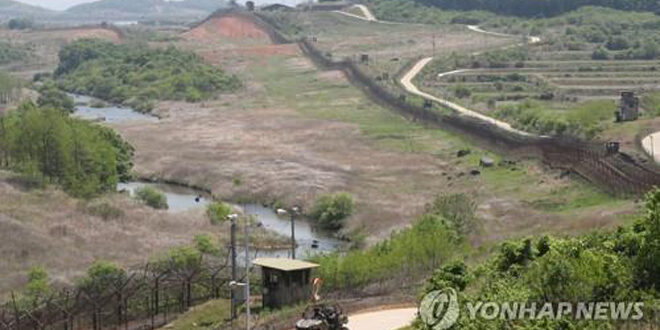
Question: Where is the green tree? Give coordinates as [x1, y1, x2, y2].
[310, 192, 355, 230]
[206, 201, 232, 225]
[37, 81, 75, 113]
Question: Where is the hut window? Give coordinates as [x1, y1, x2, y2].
[269, 273, 278, 284]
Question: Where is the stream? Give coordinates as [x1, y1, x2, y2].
[70, 94, 158, 123]
[70, 91, 342, 259]
[117, 181, 343, 259]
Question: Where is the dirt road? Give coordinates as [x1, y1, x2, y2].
[348, 308, 417, 330]
[334, 4, 377, 22]
[400, 57, 534, 136]
[399, 25, 544, 137]
[642, 132, 660, 163]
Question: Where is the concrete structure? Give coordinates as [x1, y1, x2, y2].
[615, 91, 640, 122]
[253, 258, 318, 309]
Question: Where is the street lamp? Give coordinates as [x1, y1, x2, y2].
[290, 206, 300, 259]
[227, 213, 238, 321]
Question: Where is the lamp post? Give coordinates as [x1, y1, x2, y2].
[290, 206, 300, 259]
[244, 212, 251, 330]
[227, 213, 238, 321]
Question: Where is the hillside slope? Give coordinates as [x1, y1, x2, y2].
[368, 0, 660, 17]
[65, 0, 227, 20]
[0, 0, 54, 19]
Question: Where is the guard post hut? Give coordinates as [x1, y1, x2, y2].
[253, 258, 319, 309]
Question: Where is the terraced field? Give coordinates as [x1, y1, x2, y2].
[424, 60, 660, 103]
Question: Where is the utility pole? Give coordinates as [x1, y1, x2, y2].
[432, 32, 436, 56]
[229, 214, 238, 321]
[290, 206, 299, 259]
[244, 214, 251, 330]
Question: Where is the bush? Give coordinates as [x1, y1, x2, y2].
[425, 193, 477, 236]
[37, 81, 75, 113]
[313, 214, 465, 290]
[454, 85, 472, 99]
[135, 187, 168, 210]
[207, 201, 232, 225]
[86, 201, 125, 220]
[309, 193, 354, 230]
[592, 46, 610, 60]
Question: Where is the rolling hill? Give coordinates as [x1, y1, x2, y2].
[0, 0, 54, 20]
[65, 0, 228, 20]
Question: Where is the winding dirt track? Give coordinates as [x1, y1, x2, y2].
[399, 26, 543, 138]
[333, 4, 377, 22]
[348, 308, 417, 330]
[400, 57, 534, 136]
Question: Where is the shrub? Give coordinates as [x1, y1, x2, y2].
[592, 46, 609, 60]
[425, 193, 477, 236]
[207, 201, 232, 225]
[454, 85, 472, 99]
[86, 201, 125, 220]
[309, 193, 354, 230]
[37, 81, 75, 113]
[135, 187, 168, 210]
[313, 214, 465, 290]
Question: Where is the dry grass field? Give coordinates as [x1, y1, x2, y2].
[0, 171, 215, 296]
[114, 14, 636, 247]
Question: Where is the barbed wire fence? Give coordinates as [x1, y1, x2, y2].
[0, 246, 264, 330]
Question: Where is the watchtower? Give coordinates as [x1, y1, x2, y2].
[615, 91, 640, 122]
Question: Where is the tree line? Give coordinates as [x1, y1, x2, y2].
[55, 39, 241, 112]
[0, 101, 134, 197]
[396, 0, 660, 17]
[418, 189, 660, 328]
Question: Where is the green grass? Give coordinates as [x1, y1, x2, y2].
[642, 91, 660, 117]
[166, 299, 230, 330]
[494, 99, 616, 138]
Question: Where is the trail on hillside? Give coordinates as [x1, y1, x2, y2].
[400, 25, 542, 138]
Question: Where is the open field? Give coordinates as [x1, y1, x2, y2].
[110, 14, 636, 249]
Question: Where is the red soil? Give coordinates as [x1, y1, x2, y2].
[184, 15, 269, 41]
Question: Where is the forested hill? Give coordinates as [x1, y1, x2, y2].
[378, 0, 660, 17]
